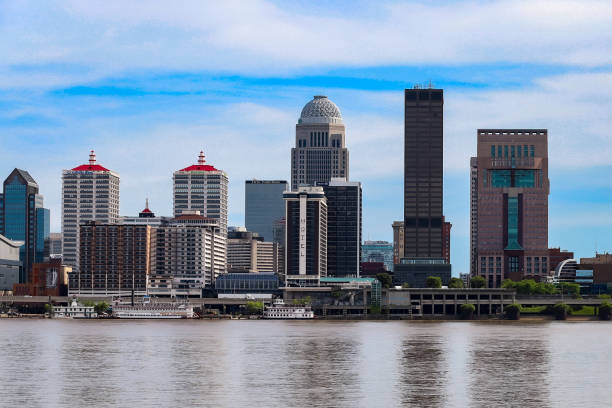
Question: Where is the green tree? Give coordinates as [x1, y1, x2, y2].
[558, 282, 580, 297]
[81, 300, 95, 307]
[598, 294, 611, 300]
[401, 282, 411, 288]
[516, 279, 537, 295]
[94, 302, 109, 315]
[552, 303, 571, 320]
[246, 301, 264, 315]
[501, 279, 517, 290]
[459, 303, 475, 319]
[376, 273, 392, 288]
[448, 277, 464, 289]
[599, 301, 612, 321]
[534, 282, 558, 295]
[470, 276, 486, 288]
[426, 276, 442, 288]
[505, 304, 521, 320]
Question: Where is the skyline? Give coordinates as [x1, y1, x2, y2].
[1, 1, 611, 275]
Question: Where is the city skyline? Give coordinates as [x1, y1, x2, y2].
[1, 1, 611, 275]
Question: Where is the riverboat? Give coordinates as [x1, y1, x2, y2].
[263, 298, 314, 319]
[53, 299, 97, 319]
[112, 297, 194, 319]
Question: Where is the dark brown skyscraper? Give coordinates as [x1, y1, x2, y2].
[403, 88, 444, 259]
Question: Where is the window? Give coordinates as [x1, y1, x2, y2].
[530, 145, 535, 157]
[504, 145, 508, 158]
[491, 145, 496, 157]
[506, 197, 522, 250]
[511, 145, 515, 157]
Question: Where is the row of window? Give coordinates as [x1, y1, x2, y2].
[491, 144, 535, 158]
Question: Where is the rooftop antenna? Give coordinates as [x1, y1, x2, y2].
[89, 150, 96, 165]
[198, 150, 206, 165]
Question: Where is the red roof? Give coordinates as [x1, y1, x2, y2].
[71, 164, 110, 172]
[178, 164, 219, 172]
[141, 207, 152, 214]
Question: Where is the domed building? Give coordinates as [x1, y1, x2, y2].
[291, 96, 349, 189]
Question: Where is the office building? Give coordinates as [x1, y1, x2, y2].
[362, 241, 393, 271]
[284, 187, 327, 286]
[215, 272, 279, 294]
[321, 178, 361, 277]
[245, 180, 287, 242]
[173, 151, 229, 235]
[442, 217, 452, 265]
[13, 258, 70, 296]
[392, 221, 404, 266]
[120, 200, 165, 227]
[395, 87, 451, 286]
[69, 221, 153, 296]
[548, 248, 574, 274]
[227, 227, 281, 273]
[149, 212, 226, 297]
[291, 96, 349, 189]
[0, 234, 22, 291]
[48, 232, 62, 259]
[62, 151, 120, 273]
[471, 129, 549, 287]
[1, 168, 49, 282]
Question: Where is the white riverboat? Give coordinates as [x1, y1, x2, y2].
[112, 297, 194, 319]
[53, 299, 97, 319]
[263, 298, 314, 319]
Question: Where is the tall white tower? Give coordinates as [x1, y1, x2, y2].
[173, 151, 229, 235]
[61, 150, 120, 272]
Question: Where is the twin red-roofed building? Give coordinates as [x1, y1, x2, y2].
[173, 151, 229, 236]
[62, 150, 120, 277]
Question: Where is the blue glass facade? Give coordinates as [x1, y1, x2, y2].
[491, 169, 535, 188]
[505, 197, 522, 250]
[36, 208, 50, 263]
[245, 180, 287, 242]
[215, 273, 279, 293]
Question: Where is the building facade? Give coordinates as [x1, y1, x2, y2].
[148, 212, 226, 297]
[1, 168, 49, 282]
[471, 129, 550, 287]
[13, 258, 70, 296]
[362, 241, 393, 271]
[321, 179, 361, 277]
[392, 221, 404, 267]
[62, 151, 120, 273]
[291, 96, 349, 189]
[173, 151, 229, 236]
[48, 232, 62, 259]
[0, 234, 22, 291]
[245, 180, 287, 242]
[227, 227, 281, 273]
[69, 221, 152, 296]
[284, 187, 327, 286]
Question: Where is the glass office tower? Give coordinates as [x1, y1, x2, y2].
[245, 180, 287, 242]
[0, 169, 49, 282]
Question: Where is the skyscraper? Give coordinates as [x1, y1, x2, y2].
[245, 180, 287, 242]
[291, 96, 349, 189]
[471, 129, 549, 287]
[403, 87, 444, 258]
[62, 151, 120, 273]
[0, 169, 49, 282]
[395, 87, 450, 287]
[173, 151, 229, 235]
[284, 186, 327, 286]
[321, 178, 362, 277]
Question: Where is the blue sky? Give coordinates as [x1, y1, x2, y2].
[1, 0, 611, 274]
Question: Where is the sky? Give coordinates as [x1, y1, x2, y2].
[1, 0, 611, 274]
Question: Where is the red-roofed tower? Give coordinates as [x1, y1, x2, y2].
[62, 150, 120, 276]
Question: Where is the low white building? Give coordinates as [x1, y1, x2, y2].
[53, 299, 97, 318]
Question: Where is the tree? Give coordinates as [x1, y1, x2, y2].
[599, 302, 612, 321]
[246, 301, 263, 315]
[505, 304, 521, 320]
[376, 273, 392, 289]
[558, 282, 580, 297]
[552, 303, 570, 320]
[501, 279, 517, 290]
[459, 303, 475, 319]
[470, 276, 486, 288]
[426, 276, 442, 288]
[516, 279, 537, 295]
[448, 277, 464, 289]
[94, 302, 109, 316]
[401, 283, 411, 288]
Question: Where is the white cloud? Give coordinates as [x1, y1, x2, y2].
[1, 0, 612, 88]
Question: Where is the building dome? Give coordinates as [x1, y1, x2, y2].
[298, 96, 343, 125]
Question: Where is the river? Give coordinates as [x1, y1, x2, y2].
[0, 320, 608, 407]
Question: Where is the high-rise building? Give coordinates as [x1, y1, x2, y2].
[320, 178, 361, 277]
[291, 96, 349, 189]
[442, 217, 452, 265]
[283, 186, 327, 286]
[70, 221, 152, 296]
[245, 180, 287, 242]
[148, 212, 226, 297]
[62, 151, 120, 273]
[362, 241, 393, 272]
[392, 221, 404, 266]
[120, 200, 165, 227]
[395, 87, 451, 287]
[1, 168, 49, 282]
[173, 151, 229, 235]
[0, 234, 22, 291]
[227, 227, 281, 273]
[471, 129, 549, 287]
[48, 232, 62, 259]
[12, 258, 70, 296]
[403, 88, 444, 258]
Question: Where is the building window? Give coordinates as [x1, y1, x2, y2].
[506, 197, 522, 250]
[530, 145, 535, 157]
[511, 145, 515, 157]
[498, 146, 502, 157]
[491, 145, 496, 157]
[504, 145, 508, 158]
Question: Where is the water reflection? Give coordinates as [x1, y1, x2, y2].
[400, 334, 448, 407]
[468, 325, 551, 407]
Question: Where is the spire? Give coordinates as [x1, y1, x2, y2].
[145, 197, 149, 210]
[89, 150, 96, 165]
[198, 150, 206, 165]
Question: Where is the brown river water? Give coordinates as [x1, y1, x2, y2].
[0, 320, 609, 407]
